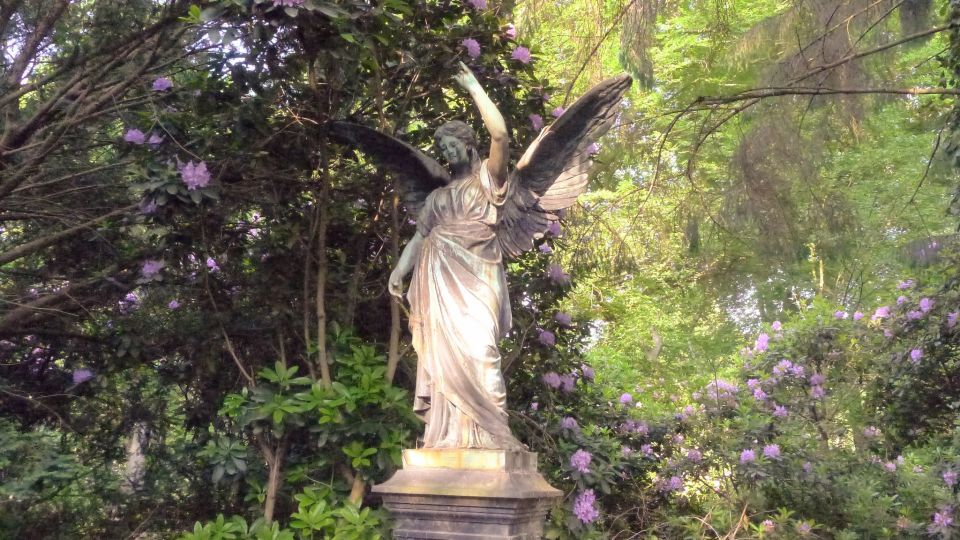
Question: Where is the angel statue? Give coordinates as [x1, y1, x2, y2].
[331, 63, 631, 450]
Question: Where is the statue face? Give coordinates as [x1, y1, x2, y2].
[437, 135, 469, 168]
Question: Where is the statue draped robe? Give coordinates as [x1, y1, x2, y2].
[408, 161, 522, 449]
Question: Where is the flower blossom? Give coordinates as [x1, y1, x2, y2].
[580, 364, 595, 380]
[686, 449, 703, 463]
[511, 46, 532, 64]
[206, 256, 219, 272]
[465, 0, 486, 9]
[773, 404, 788, 417]
[569, 449, 592, 474]
[72, 369, 94, 384]
[124, 128, 146, 144]
[528, 113, 543, 131]
[910, 348, 923, 363]
[461, 38, 481, 58]
[754, 333, 769, 353]
[811, 385, 825, 399]
[141, 259, 165, 279]
[872, 306, 891, 321]
[898, 279, 915, 290]
[148, 133, 164, 145]
[864, 426, 880, 438]
[530, 402, 538, 411]
[560, 416, 578, 430]
[168, 299, 181, 310]
[585, 142, 600, 155]
[619, 392, 633, 404]
[542, 371, 561, 389]
[907, 310, 922, 321]
[944, 470, 958, 487]
[898, 295, 908, 305]
[551, 106, 565, 118]
[930, 509, 954, 535]
[546, 264, 570, 285]
[572, 489, 599, 524]
[559, 373, 576, 393]
[180, 161, 211, 190]
[537, 329, 555, 346]
[853, 311, 864, 321]
[809, 373, 825, 386]
[763, 444, 781, 459]
[152, 77, 173, 91]
[546, 220, 562, 236]
[948, 311, 959, 328]
[834, 310, 847, 319]
[740, 449, 756, 463]
[640, 444, 653, 456]
[662, 475, 684, 492]
[920, 297, 934, 313]
[538, 243, 552, 254]
[504, 24, 517, 39]
[554, 311, 573, 326]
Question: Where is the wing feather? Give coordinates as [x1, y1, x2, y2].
[497, 75, 632, 258]
[329, 122, 449, 216]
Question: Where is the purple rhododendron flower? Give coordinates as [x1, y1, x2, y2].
[461, 38, 481, 58]
[168, 299, 180, 309]
[546, 220, 562, 236]
[206, 256, 220, 272]
[561, 416, 578, 430]
[898, 279, 915, 290]
[811, 385, 825, 398]
[907, 310, 922, 320]
[559, 374, 576, 393]
[619, 392, 633, 404]
[747, 378, 760, 390]
[803, 461, 813, 473]
[797, 522, 812, 535]
[641, 444, 653, 456]
[872, 306, 891, 320]
[810, 373, 825, 386]
[538, 243, 552, 254]
[72, 369, 94, 384]
[949, 312, 959, 328]
[931, 509, 954, 535]
[910, 348, 923, 363]
[180, 161, 211, 190]
[761, 520, 775, 533]
[141, 259, 165, 278]
[920, 297, 934, 313]
[884, 461, 897, 472]
[546, 264, 570, 285]
[773, 358, 793, 376]
[529, 402, 538, 411]
[551, 106, 565, 118]
[763, 444, 781, 459]
[148, 133, 164, 145]
[754, 333, 769, 353]
[686, 449, 703, 463]
[864, 426, 880, 438]
[124, 128, 146, 144]
[662, 475, 684, 492]
[511, 46, 531, 64]
[740, 449, 756, 463]
[504, 23, 517, 39]
[773, 404, 788, 417]
[834, 310, 847, 319]
[580, 363, 594, 380]
[753, 387, 767, 401]
[528, 113, 543, 131]
[944, 470, 958, 487]
[771, 320, 782, 331]
[465, 0, 486, 9]
[897, 295, 908, 305]
[572, 489, 599, 524]
[152, 77, 173, 91]
[569, 449, 592, 473]
[586, 142, 600, 155]
[542, 371, 561, 389]
[853, 311, 864, 321]
[555, 311, 573, 326]
[538, 329, 555, 346]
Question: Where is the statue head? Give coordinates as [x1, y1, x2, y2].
[434, 121, 479, 172]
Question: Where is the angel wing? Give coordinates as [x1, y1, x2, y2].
[498, 75, 632, 258]
[329, 122, 449, 217]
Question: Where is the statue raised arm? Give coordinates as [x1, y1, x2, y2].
[331, 65, 631, 449]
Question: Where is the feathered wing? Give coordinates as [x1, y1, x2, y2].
[498, 75, 632, 258]
[329, 122, 449, 217]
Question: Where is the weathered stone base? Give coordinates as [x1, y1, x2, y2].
[372, 449, 562, 540]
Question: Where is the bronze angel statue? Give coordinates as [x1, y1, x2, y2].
[331, 64, 631, 450]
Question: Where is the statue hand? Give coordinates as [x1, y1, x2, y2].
[388, 268, 405, 299]
[454, 61, 480, 92]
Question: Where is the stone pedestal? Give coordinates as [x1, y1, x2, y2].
[372, 449, 561, 539]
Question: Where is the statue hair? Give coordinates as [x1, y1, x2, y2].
[434, 121, 480, 166]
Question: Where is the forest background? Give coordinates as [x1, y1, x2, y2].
[2, 0, 960, 538]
